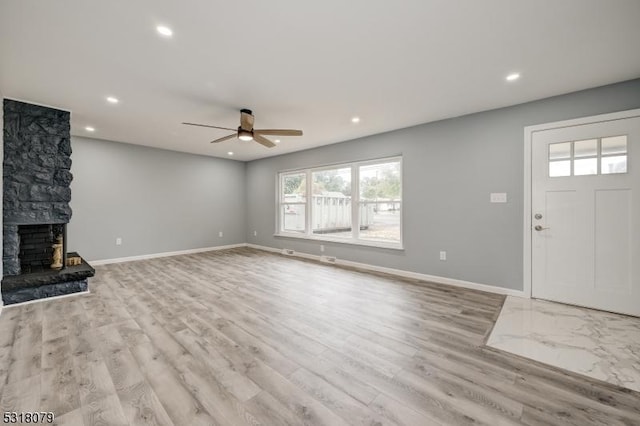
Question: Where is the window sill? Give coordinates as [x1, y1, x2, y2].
[273, 233, 404, 251]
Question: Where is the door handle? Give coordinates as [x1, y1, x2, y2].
[534, 225, 550, 231]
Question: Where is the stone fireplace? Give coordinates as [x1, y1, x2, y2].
[2, 99, 94, 305]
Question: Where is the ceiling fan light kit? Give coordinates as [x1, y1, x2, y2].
[238, 128, 253, 141]
[183, 108, 303, 148]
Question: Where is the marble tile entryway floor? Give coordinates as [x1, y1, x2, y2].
[487, 296, 640, 392]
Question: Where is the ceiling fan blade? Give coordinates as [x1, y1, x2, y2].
[210, 134, 237, 144]
[253, 134, 276, 148]
[254, 129, 303, 136]
[182, 122, 236, 131]
[240, 110, 254, 130]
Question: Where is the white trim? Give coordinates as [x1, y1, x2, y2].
[273, 232, 404, 250]
[523, 108, 640, 298]
[2, 290, 90, 308]
[523, 124, 532, 298]
[276, 154, 404, 174]
[249, 244, 283, 254]
[247, 244, 525, 297]
[89, 243, 247, 265]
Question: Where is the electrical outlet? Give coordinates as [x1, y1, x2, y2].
[253, 230, 257, 236]
[439, 251, 447, 261]
[116, 237, 122, 246]
[218, 231, 223, 238]
[320, 245, 325, 252]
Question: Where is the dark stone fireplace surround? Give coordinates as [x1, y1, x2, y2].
[2, 99, 94, 305]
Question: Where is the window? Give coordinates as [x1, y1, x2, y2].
[312, 167, 352, 238]
[280, 172, 306, 233]
[601, 136, 628, 174]
[277, 157, 402, 248]
[549, 135, 628, 177]
[358, 162, 401, 242]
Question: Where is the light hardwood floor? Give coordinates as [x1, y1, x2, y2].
[0, 247, 639, 425]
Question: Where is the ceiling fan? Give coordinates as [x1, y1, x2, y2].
[182, 109, 303, 148]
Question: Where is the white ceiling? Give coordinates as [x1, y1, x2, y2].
[1, 1, 639, 161]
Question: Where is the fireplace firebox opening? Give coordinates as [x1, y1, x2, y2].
[18, 224, 67, 274]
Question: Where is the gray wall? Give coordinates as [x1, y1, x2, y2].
[245, 79, 640, 291]
[69, 137, 246, 261]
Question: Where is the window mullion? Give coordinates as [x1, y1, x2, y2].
[352, 165, 360, 241]
[306, 169, 312, 236]
[399, 158, 403, 247]
[277, 174, 283, 234]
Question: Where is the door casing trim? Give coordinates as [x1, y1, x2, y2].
[523, 108, 640, 298]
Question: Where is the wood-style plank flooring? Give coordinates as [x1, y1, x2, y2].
[0, 247, 639, 425]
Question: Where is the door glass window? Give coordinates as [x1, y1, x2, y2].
[549, 135, 628, 177]
[574, 139, 597, 157]
[549, 142, 571, 160]
[549, 142, 572, 177]
[549, 160, 571, 177]
[601, 136, 627, 155]
[602, 155, 627, 174]
[601, 136, 627, 175]
[574, 158, 598, 176]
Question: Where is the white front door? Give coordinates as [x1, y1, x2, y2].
[531, 115, 640, 316]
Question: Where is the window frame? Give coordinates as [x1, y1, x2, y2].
[275, 156, 403, 250]
[279, 172, 308, 234]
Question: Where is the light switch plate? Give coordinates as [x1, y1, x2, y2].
[490, 192, 507, 203]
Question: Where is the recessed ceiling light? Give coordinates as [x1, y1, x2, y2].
[84, 126, 95, 132]
[227, 151, 234, 156]
[274, 139, 281, 144]
[156, 25, 173, 37]
[506, 73, 520, 82]
[351, 117, 360, 123]
[106, 96, 119, 104]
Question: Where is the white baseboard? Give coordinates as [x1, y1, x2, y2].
[85, 242, 525, 298]
[89, 243, 247, 265]
[2, 290, 91, 309]
[247, 243, 526, 298]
